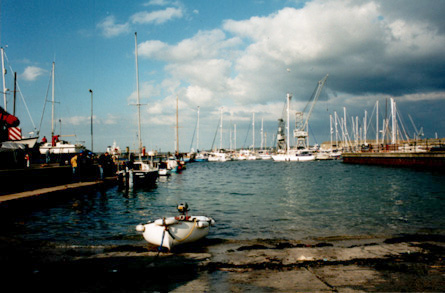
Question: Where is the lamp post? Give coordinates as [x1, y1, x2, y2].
[89, 89, 93, 152]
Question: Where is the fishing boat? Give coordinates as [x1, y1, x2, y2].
[136, 203, 215, 250]
[117, 33, 158, 188]
[39, 139, 85, 154]
[158, 161, 170, 176]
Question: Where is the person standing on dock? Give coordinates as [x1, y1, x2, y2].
[98, 152, 111, 180]
[71, 154, 78, 181]
[25, 153, 30, 168]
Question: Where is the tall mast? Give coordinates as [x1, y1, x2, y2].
[286, 93, 291, 155]
[252, 112, 255, 151]
[1, 47, 6, 110]
[51, 62, 55, 138]
[334, 111, 338, 149]
[234, 124, 237, 151]
[376, 100, 379, 145]
[135, 32, 142, 155]
[219, 107, 223, 150]
[197, 106, 200, 151]
[330, 114, 333, 150]
[343, 107, 348, 150]
[176, 95, 179, 154]
[261, 118, 264, 150]
[391, 98, 396, 144]
[364, 110, 367, 145]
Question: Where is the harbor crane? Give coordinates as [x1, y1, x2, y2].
[294, 74, 329, 149]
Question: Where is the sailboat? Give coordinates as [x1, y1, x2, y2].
[117, 32, 158, 188]
[172, 94, 186, 172]
[1, 47, 39, 148]
[208, 107, 230, 162]
[39, 62, 85, 155]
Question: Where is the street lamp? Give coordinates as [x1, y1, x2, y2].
[89, 89, 93, 152]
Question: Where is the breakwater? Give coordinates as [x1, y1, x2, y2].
[342, 151, 445, 168]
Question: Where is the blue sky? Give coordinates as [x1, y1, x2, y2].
[1, 0, 444, 153]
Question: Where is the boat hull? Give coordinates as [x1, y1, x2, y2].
[272, 154, 315, 162]
[118, 169, 158, 188]
[39, 141, 85, 154]
[137, 216, 214, 250]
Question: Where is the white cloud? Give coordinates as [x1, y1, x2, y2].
[20, 66, 46, 81]
[144, 0, 170, 6]
[130, 0, 445, 149]
[102, 114, 119, 125]
[63, 116, 90, 126]
[131, 7, 183, 25]
[127, 82, 160, 105]
[139, 29, 241, 61]
[97, 15, 130, 38]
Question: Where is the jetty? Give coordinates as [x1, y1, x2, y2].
[342, 151, 445, 168]
[0, 180, 103, 204]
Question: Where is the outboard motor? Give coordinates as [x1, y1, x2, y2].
[177, 202, 189, 215]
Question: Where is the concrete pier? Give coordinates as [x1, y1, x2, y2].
[0, 235, 443, 291]
[0, 180, 103, 204]
[342, 151, 445, 168]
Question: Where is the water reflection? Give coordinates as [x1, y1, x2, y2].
[1, 160, 444, 245]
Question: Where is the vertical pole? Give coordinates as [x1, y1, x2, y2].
[261, 118, 264, 150]
[364, 110, 367, 145]
[286, 93, 290, 156]
[376, 100, 379, 147]
[176, 95, 179, 154]
[51, 62, 55, 138]
[252, 112, 255, 151]
[13, 72, 17, 115]
[391, 98, 396, 145]
[135, 32, 142, 155]
[1, 47, 6, 110]
[330, 114, 333, 150]
[219, 107, 223, 150]
[234, 124, 237, 151]
[343, 107, 347, 150]
[197, 106, 200, 151]
[89, 89, 93, 152]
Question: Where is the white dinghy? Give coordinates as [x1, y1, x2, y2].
[136, 203, 215, 250]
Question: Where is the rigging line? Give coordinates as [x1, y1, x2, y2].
[38, 70, 53, 135]
[243, 120, 251, 149]
[4, 53, 37, 131]
[365, 103, 377, 135]
[210, 119, 219, 151]
[396, 110, 410, 141]
[308, 124, 318, 145]
[189, 116, 197, 152]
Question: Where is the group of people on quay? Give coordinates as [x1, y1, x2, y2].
[70, 151, 116, 182]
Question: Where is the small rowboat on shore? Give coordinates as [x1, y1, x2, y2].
[136, 203, 215, 250]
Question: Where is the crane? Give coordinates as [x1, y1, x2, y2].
[294, 74, 329, 149]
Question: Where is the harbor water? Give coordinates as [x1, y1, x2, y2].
[1, 160, 444, 246]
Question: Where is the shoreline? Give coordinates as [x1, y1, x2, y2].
[1, 234, 444, 292]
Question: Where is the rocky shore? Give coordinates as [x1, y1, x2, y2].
[1, 234, 444, 292]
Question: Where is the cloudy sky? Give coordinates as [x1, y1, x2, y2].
[1, 0, 444, 152]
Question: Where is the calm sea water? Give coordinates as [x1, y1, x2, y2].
[2, 160, 444, 246]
